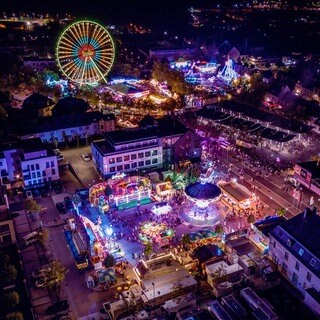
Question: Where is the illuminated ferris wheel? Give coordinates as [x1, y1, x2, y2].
[56, 20, 115, 85]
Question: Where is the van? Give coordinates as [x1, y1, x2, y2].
[22, 231, 39, 246]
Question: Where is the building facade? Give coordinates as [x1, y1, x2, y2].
[0, 138, 59, 188]
[269, 209, 320, 316]
[19, 112, 115, 144]
[91, 117, 201, 179]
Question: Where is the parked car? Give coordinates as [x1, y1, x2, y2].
[46, 300, 69, 315]
[81, 153, 91, 162]
[64, 197, 74, 210]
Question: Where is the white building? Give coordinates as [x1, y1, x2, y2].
[0, 138, 59, 188]
[18, 112, 115, 144]
[92, 117, 201, 179]
[269, 208, 320, 317]
[92, 129, 163, 178]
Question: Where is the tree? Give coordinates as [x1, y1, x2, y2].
[24, 199, 42, 214]
[144, 242, 153, 257]
[247, 214, 256, 225]
[37, 229, 49, 248]
[276, 208, 286, 217]
[0, 264, 17, 285]
[41, 260, 67, 294]
[210, 266, 227, 286]
[103, 254, 115, 268]
[215, 224, 224, 234]
[3, 291, 20, 308]
[5, 312, 24, 320]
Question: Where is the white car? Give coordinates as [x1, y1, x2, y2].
[81, 153, 91, 162]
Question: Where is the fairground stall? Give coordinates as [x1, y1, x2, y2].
[89, 173, 153, 211]
[219, 181, 255, 211]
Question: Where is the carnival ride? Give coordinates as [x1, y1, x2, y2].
[180, 176, 223, 227]
[139, 221, 174, 246]
[218, 56, 238, 84]
[56, 20, 115, 86]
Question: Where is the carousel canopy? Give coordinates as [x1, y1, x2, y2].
[185, 182, 221, 201]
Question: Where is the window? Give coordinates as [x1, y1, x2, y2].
[42, 170, 46, 177]
[284, 252, 289, 261]
[37, 172, 41, 178]
[273, 241, 276, 248]
[145, 160, 151, 166]
[138, 161, 144, 167]
[131, 154, 137, 160]
[124, 155, 130, 162]
[32, 172, 36, 179]
[51, 160, 54, 167]
[46, 162, 50, 169]
[152, 150, 158, 156]
[295, 261, 300, 271]
[298, 248, 304, 256]
[117, 165, 123, 171]
[31, 164, 35, 171]
[152, 158, 158, 164]
[109, 158, 115, 164]
[145, 151, 151, 157]
[36, 163, 40, 170]
[116, 157, 123, 163]
[310, 258, 317, 267]
[124, 164, 130, 170]
[52, 168, 56, 175]
[282, 263, 287, 274]
[306, 272, 312, 282]
[138, 152, 144, 159]
[131, 162, 137, 169]
[292, 273, 298, 285]
[110, 167, 116, 173]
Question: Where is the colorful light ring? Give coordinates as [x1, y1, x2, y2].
[56, 20, 115, 85]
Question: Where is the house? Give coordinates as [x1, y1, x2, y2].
[191, 244, 225, 270]
[265, 82, 291, 105]
[17, 112, 115, 144]
[21, 92, 54, 118]
[269, 208, 320, 317]
[205, 260, 243, 288]
[0, 138, 59, 188]
[133, 253, 197, 309]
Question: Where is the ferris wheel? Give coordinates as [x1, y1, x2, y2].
[56, 20, 115, 85]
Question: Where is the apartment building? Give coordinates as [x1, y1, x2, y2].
[269, 208, 320, 316]
[92, 117, 201, 178]
[0, 138, 59, 188]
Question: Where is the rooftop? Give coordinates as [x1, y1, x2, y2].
[296, 161, 320, 179]
[270, 209, 320, 276]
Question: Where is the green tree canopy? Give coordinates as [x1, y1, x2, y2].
[24, 199, 42, 213]
[5, 312, 24, 320]
[3, 291, 20, 308]
[103, 254, 115, 268]
[41, 260, 67, 289]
